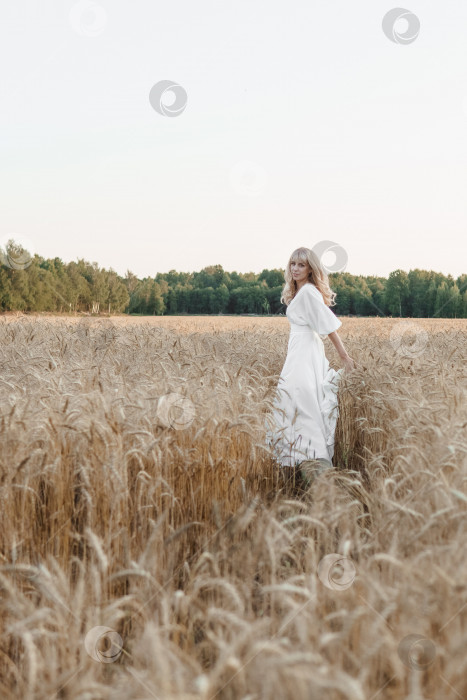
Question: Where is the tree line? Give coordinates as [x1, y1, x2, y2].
[0, 240, 466, 318]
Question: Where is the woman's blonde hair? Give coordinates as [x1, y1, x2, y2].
[280, 246, 337, 307]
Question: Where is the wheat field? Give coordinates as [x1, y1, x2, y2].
[0, 313, 466, 700]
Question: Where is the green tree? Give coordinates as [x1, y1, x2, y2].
[385, 270, 410, 316]
[352, 277, 374, 315]
[366, 276, 387, 315]
[192, 265, 230, 289]
[258, 268, 284, 288]
[434, 282, 460, 318]
[213, 284, 229, 313]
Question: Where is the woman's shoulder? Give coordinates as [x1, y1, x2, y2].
[303, 283, 323, 299]
[292, 283, 323, 306]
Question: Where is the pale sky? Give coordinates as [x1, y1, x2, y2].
[1, 1, 466, 279]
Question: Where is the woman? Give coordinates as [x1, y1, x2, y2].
[266, 247, 355, 474]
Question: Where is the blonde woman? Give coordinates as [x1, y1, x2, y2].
[266, 247, 356, 478]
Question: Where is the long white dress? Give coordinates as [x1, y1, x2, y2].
[266, 283, 343, 467]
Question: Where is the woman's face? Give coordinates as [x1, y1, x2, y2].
[290, 259, 310, 285]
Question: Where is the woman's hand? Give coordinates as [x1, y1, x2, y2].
[342, 355, 356, 373]
[328, 332, 355, 373]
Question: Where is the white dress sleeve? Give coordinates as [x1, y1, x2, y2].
[301, 284, 342, 336]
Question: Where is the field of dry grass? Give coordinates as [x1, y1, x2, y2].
[0, 313, 466, 699]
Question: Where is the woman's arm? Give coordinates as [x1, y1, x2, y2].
[327, 331, 356, 373]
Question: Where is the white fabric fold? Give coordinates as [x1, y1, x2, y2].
[321, 367, 344, 449]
